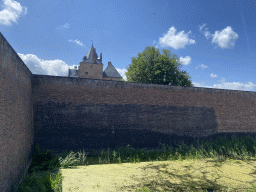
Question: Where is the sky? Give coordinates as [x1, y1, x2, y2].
[1, 0, 256, 92]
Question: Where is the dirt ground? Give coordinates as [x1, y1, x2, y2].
[59, 157, 256, 192]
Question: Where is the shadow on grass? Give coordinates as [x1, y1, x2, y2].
[16, 133, 256, 192]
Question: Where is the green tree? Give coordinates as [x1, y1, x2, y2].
[121, 46, 194, 87]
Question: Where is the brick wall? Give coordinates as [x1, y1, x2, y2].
[32, 75, 256, 155]
[2, 30, 256, 192]
[103, 76, 123, 81]
[0, 32, 34, 192]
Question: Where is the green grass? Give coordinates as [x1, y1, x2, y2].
[16, 133, 256, 192]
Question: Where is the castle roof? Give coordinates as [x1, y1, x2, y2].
[82, 44, 102, 64]
[103, 62, 122, 78]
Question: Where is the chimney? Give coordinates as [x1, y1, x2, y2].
[108, 61, 111, 66]
[100, 53, 102, 63]
[74, 66, 77, 69]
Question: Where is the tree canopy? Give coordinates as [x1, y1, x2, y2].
[120, 46, 194, 87]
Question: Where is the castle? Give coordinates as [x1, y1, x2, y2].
[68, 44, 123, 81]
[1, 32, 256, 192]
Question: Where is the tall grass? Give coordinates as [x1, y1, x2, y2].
[16, 133, 256, 192]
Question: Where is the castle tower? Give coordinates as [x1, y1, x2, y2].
[68, 44, 123, 81]
[78, 43, 103, 79]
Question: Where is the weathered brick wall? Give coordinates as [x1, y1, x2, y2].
[103, 76, 123, 81]
[32, 75, 256, 155]
[0, 32, 34, 192]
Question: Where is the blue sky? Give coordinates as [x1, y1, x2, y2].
[1, 0, 256, 92]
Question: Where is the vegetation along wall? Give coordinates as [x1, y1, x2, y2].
[0, 32, 34, 192]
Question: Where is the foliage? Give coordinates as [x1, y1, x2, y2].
[121, 46, 194, 87]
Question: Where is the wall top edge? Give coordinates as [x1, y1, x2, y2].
[0, 32, 33, 77]
[32, 74, 256, 95]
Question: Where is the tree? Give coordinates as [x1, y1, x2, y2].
[120, 46, 194, 87]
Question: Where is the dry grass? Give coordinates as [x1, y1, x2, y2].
[16, 134, 256, 192]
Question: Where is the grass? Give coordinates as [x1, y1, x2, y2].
[16, 133, 256, 192]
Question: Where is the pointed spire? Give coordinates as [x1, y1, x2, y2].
[92, 49, 96, 63]
[82, 43, 102, 64]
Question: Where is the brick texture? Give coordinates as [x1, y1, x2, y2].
[0, 32, 34, 192]
[31, 75, 256, 155]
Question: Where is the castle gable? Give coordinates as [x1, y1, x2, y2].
[68, 68, 78, 77]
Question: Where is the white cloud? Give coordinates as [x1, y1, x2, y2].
[69, 39, 84, 46]
[18, 53, 76, 77]
[199, 23, 207, 31]
[196, 64, 208, 69]
[56, 23, 70, 29]
[192, 76, 256, 92]
[0, 0, 27, 26]
[157, 24, 239, 51]
[210, 73, 217, 78]
[198, 23, 212, 40]
[198, 81, 256, 92]
[198, 23, 239, 49]
[156, 24, 239, 69]
[177, 56, 191, 66]
[62, 23, 69, 28]
[211, 26, 239, 49]
[218, 77, 225, 82]
[159, 26, 196, 49]
[115, 68, 128, 81]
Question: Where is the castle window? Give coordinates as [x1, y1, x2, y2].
[91, 65, 92, 67]
[85, 72, 88, 75]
